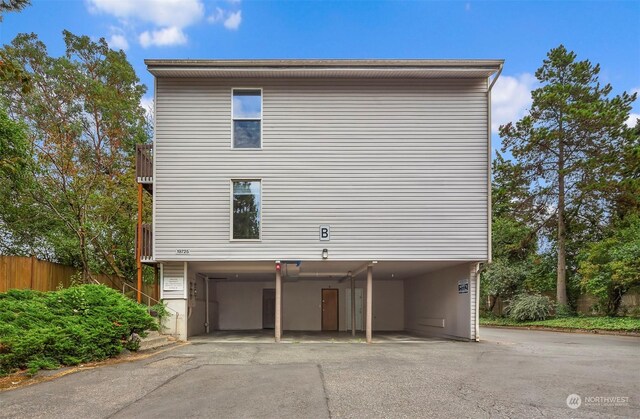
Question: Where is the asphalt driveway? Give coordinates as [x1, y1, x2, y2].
[1, 328, 638, 418]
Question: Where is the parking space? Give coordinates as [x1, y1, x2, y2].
[189, 330, 447, 344]
[1, 328, 638, 418]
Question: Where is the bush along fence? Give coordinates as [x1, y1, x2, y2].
[0, 256, 158, 302]
[485, 289, 640, 318]
[0, 285, 158, 376]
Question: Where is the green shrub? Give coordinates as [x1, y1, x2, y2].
[506, 293, 554, 322]
[0, 285, 157, 376]
[578, 216, 640, 316]
[628, 305, 640, 318]
[554, 303, 574, 318]
[150, 302, 171, 334]
[480, 316, 640, 332]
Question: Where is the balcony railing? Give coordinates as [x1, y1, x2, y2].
[136, 144, 153, 183]
[141, 223, 153, 262]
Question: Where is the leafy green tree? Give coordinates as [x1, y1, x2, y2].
[482, 150, 542, 314]
[0, 107, 28, 181]
[0, 31, 150, 282]
[482, 258, 528, 312]
[0, 1, 31, 92]
[579, 216, 640, 315]
[0, 108, 50, 257]
[499, 45, 636, 306]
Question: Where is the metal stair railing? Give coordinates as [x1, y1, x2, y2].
[122, 282, 179, 339]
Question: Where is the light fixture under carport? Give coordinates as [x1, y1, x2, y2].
[321, 248, 329, 259]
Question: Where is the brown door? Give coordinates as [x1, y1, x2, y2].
[262, 288, 275, 329]
[321, 289, 339, 331]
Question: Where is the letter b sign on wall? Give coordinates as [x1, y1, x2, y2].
[319, 225, 330, 241]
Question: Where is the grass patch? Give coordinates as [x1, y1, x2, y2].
[0, 285, 157, 376]
[480, 316, 640, 333]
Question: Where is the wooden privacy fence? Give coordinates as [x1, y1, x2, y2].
[0, 256, 158, 302]
[487, 290, 640, 316]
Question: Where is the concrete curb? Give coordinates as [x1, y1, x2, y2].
[481, 324, 640, 337]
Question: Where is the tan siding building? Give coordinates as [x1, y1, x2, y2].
[142, 59, 503, 342]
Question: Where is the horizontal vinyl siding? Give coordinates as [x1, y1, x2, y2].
[161, 262, 185, 299]
[155, 77, 489, 261]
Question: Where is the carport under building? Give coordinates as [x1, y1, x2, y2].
[173, 260, 480, 343]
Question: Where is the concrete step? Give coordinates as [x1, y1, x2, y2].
[138, 331, 174, 351]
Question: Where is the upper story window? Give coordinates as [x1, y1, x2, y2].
[232, 180, 261, 240]
[232, 89, 262, 149]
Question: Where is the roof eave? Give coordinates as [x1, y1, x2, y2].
[144, 59, 504, 78]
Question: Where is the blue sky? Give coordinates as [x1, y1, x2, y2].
[1, 0, 639, 147]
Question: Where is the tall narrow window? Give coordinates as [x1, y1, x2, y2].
[232, 180, 261, 240]
[232, 89, 262, 148]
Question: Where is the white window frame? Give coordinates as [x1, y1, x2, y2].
[231, 88, 263, 149]
[230, 179, 262, 242]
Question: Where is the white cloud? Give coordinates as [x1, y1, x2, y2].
[626, 113, 640, 128]
[207, 7, 225, 24]
[208, 7, 241, 30]
[491, 73, 537, 133]
[87, 0, 204, 28]
[107, 33, 129, 50]
[223, 10, 241, 30]
[87, 0, 242, 47]
[139, 26, 187, 48]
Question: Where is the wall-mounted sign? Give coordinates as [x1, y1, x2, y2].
[164, 277, 184, 291]
[176, 249, 190, 255]
[319, 225, 330, 241]
[458, 279, 469, 294]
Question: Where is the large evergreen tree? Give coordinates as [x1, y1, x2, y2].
[0, 0, 30, 20]
[499, 45, 636, 306]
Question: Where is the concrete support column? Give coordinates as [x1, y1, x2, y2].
[366, 264, 373, 344]
[204, 277, 210, 334]
[350, 272, 355, 337]
[275, 263, 282, 343]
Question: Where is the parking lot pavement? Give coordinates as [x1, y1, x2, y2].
[1, 328, 638, 418]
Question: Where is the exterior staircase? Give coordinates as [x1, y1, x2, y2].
[121, 282, 180, 341]
[139, 331, 174, 351]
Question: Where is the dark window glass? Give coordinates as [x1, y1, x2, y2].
[232, 89, 261, 148]
[232, 180, 261, 239]
[233, 120, 261, 148]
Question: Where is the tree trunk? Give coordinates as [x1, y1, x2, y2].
[489, 295, 497, 312]
[557, 121, 568, 306]
[609, 288, 624, 316]
[80, 228, 89, 283]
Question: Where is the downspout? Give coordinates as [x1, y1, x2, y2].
[474, 262, 482, 342]
[486, 63, 503, 264]
[479, 64, 502, 342]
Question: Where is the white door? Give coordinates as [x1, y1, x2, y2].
[345, 288, 364, 331]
